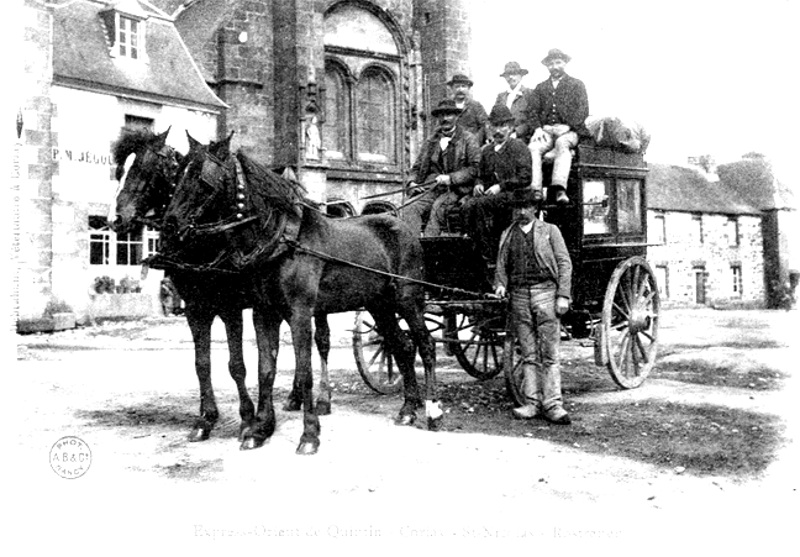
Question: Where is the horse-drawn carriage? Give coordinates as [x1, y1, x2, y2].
[110, 127, 658, 453]
[352, 143, 660, 404]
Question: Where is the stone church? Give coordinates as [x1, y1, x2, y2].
[15, 0, 471, 325]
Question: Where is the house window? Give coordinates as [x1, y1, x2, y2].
[89, 216, 112, 265]
[694, 266, 706, 304]
[651, 213, 666, 245]
[117, 15, 141, 59]
[692, 214, 704, 244]
[732, 265, 743, 297]
[726, 217, 740, 247]
[655, 265, 669, 299]
[89, 216, 157, 267]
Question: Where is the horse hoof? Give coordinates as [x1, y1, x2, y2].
[283, 400, 302, 412]
[188, 428, 210, 442]
[315, 400, 331, 416]
[395, 414, 416, 427]
[238, 425, 254, 442]
[296, 441, 319, 455]
[427, 416, 443, 431]
[240, 436, 265, 451]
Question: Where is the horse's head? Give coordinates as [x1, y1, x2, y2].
[160, 132, 237, 255]
[110, 127, 180, 234]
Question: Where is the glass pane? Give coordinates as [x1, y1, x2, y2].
[323, 68, 347, 157]
[583, 179, 610, 235]
[356, 71, 394, 162]
[618, 179, 642, 234]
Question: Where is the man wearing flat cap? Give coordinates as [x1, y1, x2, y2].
[495, 188, 573, 425]
[400, 98, 481, 236]
[528, 48, 589, 204]
[463, 104, 534, 271]
[448, 73, 489, 145]
[494, 61, 536, 145]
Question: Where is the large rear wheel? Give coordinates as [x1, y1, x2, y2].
[602, 257, 660, 388]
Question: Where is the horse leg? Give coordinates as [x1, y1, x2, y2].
[284, 314, 331, 414]
[290, 309, 320, 455]
[185, 307, 218, 442]
[221, 310, 255, 441]
[313, 314, 332, 416]
[399, 302, 441, 430]
[241, 307, 280, 450]
[368, 307, 421, 426]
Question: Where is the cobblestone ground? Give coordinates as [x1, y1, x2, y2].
[6, 308, 799, 556]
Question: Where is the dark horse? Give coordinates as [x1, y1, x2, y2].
[161, 135, 439, 454]
[109, 128, 334, 445]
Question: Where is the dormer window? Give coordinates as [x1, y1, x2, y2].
[101, 2, 147, 61]
[117, 15, 140, 59]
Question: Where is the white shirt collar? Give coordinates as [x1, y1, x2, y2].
[519, 221, 534, 234]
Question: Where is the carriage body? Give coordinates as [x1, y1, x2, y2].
[354, 144, 660, 396]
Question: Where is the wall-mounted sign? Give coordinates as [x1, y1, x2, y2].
[52, 148, 113, 165]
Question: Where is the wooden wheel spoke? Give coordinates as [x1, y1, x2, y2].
[612, 301, 631, 321]
[368, 344, 384, 368]
[616, 331, 631, 372]
[634, 333, 650, 363]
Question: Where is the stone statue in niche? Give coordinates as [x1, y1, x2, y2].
[304, 112, 321, 161]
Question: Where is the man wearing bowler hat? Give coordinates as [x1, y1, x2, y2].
[400, 99, 481, 236]
[463, 104, 534, 273]
[495, 188, 573, 425]
[528, 48, 589, 204]
[448, 73, 489, 145]
[494, 61, 536, 144]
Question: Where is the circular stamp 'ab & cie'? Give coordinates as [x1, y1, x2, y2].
[50, 436, 92, 479]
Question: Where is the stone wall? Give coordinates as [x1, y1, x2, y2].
[648, 210, 765, 307]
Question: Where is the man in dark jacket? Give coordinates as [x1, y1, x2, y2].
[494, 61, 536, 144]
[449, 73, 489, 146]
[528, 49, 589, 204]
[494, 188, 573, 425]
[401, 99, 481, 236]
[463, 104, 534, 268]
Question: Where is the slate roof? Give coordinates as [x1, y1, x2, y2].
[647, 162, 762, 216]
[171, 0, 240, 84]
[52, 0, 226, 111]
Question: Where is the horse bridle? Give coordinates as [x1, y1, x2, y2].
[127, 143, 178, 229]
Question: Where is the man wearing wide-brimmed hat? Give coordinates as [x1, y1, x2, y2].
[495, 187, 573, 425]
[463, 104, 534, 271]
[400, 98, 481, 236]
[493, 61, 536, 144]
[528, 48, 589, 204]
[447, 73, 489, 145]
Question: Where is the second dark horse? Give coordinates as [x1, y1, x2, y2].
[161, 135, 439, 454]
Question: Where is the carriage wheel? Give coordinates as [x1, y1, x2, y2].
[444, 311, 505, 380]
[352, 310, 445, 395]
[602, 256, 660, 388]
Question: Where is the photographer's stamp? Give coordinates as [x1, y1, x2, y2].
[50, 436, 92, 479]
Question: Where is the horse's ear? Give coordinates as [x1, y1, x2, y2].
[155, 127, 170, 148]
[212, 131, 235, 160]
[186, 131, 201, 151]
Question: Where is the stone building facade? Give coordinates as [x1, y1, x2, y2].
[15, 0, 472, 327]
[646, 163, 768, 308]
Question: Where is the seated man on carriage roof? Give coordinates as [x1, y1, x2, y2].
[399, 99, 481, 237]
[527, 48, 590, 204]
[463, 104, 536, 272]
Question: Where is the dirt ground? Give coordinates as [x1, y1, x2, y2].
[6, 307, 799, 555]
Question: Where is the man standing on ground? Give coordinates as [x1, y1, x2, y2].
[528, 48, 589, 204]
[494, 188, 573, 425]
[449, 73, 489, 146]
[400, 99, 480, 236]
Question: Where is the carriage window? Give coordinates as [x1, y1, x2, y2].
[582, 179, 610, 235]
[356, 69, 395, 163]
[89, 216, 112, 265]
[617, 179, 642, 234]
